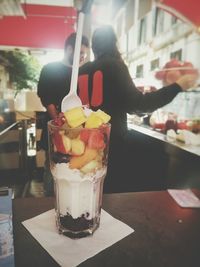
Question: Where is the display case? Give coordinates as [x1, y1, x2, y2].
[161, 89, 200, 120]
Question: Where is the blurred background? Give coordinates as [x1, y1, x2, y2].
[0, 0, 200, 197]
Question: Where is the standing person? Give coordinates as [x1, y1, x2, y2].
[37, 33, 89, 196]
[78, 25, 198, 193]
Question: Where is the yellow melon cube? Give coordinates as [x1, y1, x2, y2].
[85, 113, 103, 128]
[64, 107, 86, 128]
[95, 109, 111, 123]
[71, 139, 85, 155]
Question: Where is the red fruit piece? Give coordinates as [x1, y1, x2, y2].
[181, 62, 198, 75]
[164, 58, 182, 69]
[88, 129, 105, 149]
[177, 121, 188, 130]
[182, 61, 193, 68]
[52, 113, 66, 127]
[53, 132, 66, 154]
[155, 70, 166, 80]
[165, 70, 182, 85]
[79, 129, 90, 143]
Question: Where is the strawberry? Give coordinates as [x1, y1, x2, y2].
[87, 129, 105, 149]
[53, 132, 66, 154]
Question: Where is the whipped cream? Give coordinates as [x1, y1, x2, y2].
[52, 163, 106, 219]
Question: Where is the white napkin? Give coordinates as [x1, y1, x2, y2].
[168, 189, 200, 208]
[22, 209, 134, 267]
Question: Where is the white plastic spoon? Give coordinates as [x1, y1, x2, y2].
[61, 11, 85, 113]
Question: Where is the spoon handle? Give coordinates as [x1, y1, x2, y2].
[69, 11, 85, 96]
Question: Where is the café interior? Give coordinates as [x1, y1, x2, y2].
[0, 1, 200, 267]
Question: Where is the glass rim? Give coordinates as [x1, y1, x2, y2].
[48, 120, 111, 130]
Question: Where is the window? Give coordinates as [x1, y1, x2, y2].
[153, 7, 164, 36]
[150, 58, 160, 71]
[136, 64, 144, 78]
[138, 18, 146, 45]
[170, 49, 182, 61]
[171, 15, 178, 25]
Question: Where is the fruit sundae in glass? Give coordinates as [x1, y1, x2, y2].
[155, 58, 198, 86]
[48, 107, 111, 238]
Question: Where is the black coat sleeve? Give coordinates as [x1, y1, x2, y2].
[111, 61, 182, 114]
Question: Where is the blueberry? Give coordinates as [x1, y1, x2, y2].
[52, 152, 70, 163]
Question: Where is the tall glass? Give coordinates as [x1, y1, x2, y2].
[48, 121, 110, 238]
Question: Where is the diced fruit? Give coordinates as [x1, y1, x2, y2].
[88, 129, 105, 149]
[155, 70, 166, 80]
[152, 122, 165, 130]
[164, 58, 182, 69]
[69, 147, 98, 169]
[182, 68, 198, 76]
[85, 113, 103, 128]
[79, 129, 90, 143]
[53, 113, 65, 126]
[62, 135, 71, 153]
[64, 107, 86, 128]
[53, 132, 66, 154]
[181, 62, 196, 75]
[71, 139, 85, 155]
[155, 59, 199, 83]
[95, 110, 111, 123]
[80, 160, 100, 174]
[67, 127, 82, 139]
[59, 130, 65, 135]
[165, 70, 182, 85]
[177, 121, 188, 130]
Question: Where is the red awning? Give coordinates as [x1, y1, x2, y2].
[155, 0, 200, 32]
[0, 4, 77, 49]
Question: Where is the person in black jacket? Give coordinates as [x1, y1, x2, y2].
[78, 25, 198, 193]
[37, 33, 89, 196]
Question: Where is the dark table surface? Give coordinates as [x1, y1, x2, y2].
[13, 190, 200, 267]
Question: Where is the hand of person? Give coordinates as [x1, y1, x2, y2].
[176, 72, 199, 91]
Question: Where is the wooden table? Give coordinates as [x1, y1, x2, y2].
[13, 190, 200, 267]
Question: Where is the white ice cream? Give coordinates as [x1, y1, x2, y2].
[52, 163, 106, 219]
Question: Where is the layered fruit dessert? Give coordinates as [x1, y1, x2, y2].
[48, 107, 111, 238]
[155, 58, 198, 85]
